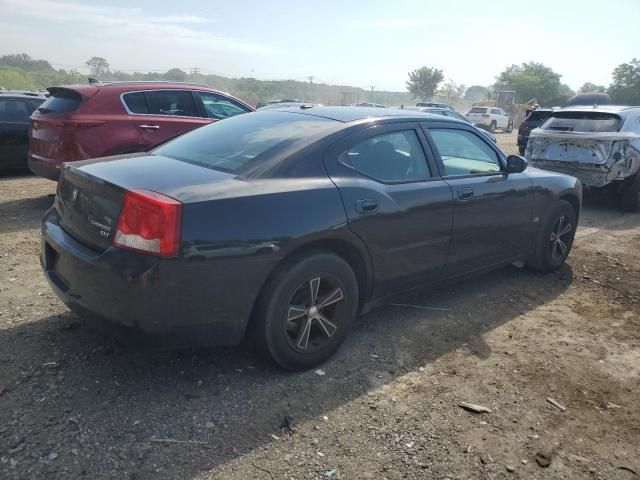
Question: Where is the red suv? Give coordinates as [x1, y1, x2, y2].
[29, 82, 254, 180]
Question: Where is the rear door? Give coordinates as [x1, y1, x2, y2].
[421, 121, 534, 277]
[0, 98, 37, 169]
[123, 90, 212, 149]
[324, 122, 454, 296]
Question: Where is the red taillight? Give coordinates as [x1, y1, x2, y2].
[114, 189, 182, 257]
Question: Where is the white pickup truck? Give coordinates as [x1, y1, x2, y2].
[466, 106, 513, 133]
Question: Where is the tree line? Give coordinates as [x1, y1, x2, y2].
[406, 60, 640, 107]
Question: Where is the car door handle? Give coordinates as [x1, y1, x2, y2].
[355, 199, 379, 214]
[139, 124, 160, 130]
[457, 187, 474, 200]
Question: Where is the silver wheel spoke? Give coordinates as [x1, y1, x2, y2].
[287, 305, 307, 322]
[309, 277, 321, 305]
[318, 287, 344, 309]
[559, 222, 572, 236]
[552, 240, 560, 259]
[557, 239, 568, 255]
[295, 318, 313, 350]
[316, 313, 338, 338]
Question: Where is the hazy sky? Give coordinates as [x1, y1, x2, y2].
[1, 0, 638, 91]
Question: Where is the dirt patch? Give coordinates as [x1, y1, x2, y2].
[1, 172, 639, 480]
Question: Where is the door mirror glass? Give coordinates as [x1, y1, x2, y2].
[506, 155, 527, 173]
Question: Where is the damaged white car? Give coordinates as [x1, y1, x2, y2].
[527, 106, 640, 211]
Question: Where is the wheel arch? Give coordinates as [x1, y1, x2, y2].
[245, 236, 374, 340]
[559, 193, 581, 220]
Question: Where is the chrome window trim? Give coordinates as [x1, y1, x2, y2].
[120, 89, 206, 120]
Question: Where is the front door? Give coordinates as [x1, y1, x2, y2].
[422, 122, 534, 278]
[324, 122, 454, 297]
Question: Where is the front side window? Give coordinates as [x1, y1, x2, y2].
[145, 90, 198, 117]
[0, 99, 31, 123]
[338, 130, 430, 182]
[196, 91, 250, 119]
[429, 128, 500, 176]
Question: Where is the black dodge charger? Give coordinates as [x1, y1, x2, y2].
[41, 107, 581, 370]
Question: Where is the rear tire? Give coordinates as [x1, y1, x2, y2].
[527, 200, 577, 272]
[618, 174, 640, 212]
[251, 252, 358, 371]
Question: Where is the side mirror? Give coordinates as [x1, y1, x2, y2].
[506, 155, 527, 174]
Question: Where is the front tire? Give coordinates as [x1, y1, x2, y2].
[251, 252, 358, 370]
[618, 174, 640, 212]
[527, 200, 577, 272]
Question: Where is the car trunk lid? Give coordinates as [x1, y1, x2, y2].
[56, 154, 236, 252]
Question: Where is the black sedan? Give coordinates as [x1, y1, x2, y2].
[0, 93, 45, 171]
[41, 107, 581, 370]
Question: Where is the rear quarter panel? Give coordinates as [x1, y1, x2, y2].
[527, 167, 582, 222]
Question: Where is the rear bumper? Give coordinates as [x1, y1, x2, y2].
[28, 152, 62, 181]
[41, 209, 270, 347]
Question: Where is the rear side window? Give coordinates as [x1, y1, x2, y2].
[145, 90, 198, 117]
[469, 107, 487, 114]
[122, 92, 149, 114]
[37, 89, 82, 115]
[153, 111, 336, 172]
[541, 112, 621, 132]
[339, 130, 430, 182]
[0, 99, 32, 122]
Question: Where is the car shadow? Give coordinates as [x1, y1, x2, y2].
[0, 263, 573, 479]
[0, 194, 54, 234]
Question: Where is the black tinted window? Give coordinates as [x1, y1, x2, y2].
[429, 128, 500, 176]
[196, 91, 250, 119]
[541, 112, 621, 132]
[146, 90, 197, 117]
[37, 89, 81, 114]
[0, 99, 31, 122]
[123, 92, 149, 114]
[339, 130, 430, 182]
[154, 111, 336, 172]
[469, 107, 487, 114]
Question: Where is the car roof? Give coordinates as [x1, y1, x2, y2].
[269, 105, 461, 123]
[48, 81, 226, 96]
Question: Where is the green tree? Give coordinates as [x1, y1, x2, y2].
[85, 56, 109, 78]
[548, 84, 576, 107]
[578, 82, 606, 94]
[406, 66, 444, 100]
[438, 79, 465, 102]
[464, 85, 490, 102]
[494, 62, 562, 106]
[165, 68, 187, 82]
[608, 59, 640, 105]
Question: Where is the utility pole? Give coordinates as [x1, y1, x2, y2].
[369, 85, 375, 92]
[190, 67, 200, 75]
[307, 76, 315, 84]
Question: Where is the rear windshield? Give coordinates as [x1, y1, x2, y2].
[469, 107, 487, 114]
[525, 110, 552, 122]
[541, 112, 621, 133]
[153, 111, 337, 173]
[37, 89, 82, 115]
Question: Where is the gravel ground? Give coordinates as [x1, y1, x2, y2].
[1, 133, 639, 479]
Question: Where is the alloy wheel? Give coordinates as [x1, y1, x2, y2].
[285, 276, 345, 352]
[549, 215, 573, 260]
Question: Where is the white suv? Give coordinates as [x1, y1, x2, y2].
[466, 107, 513, 133]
